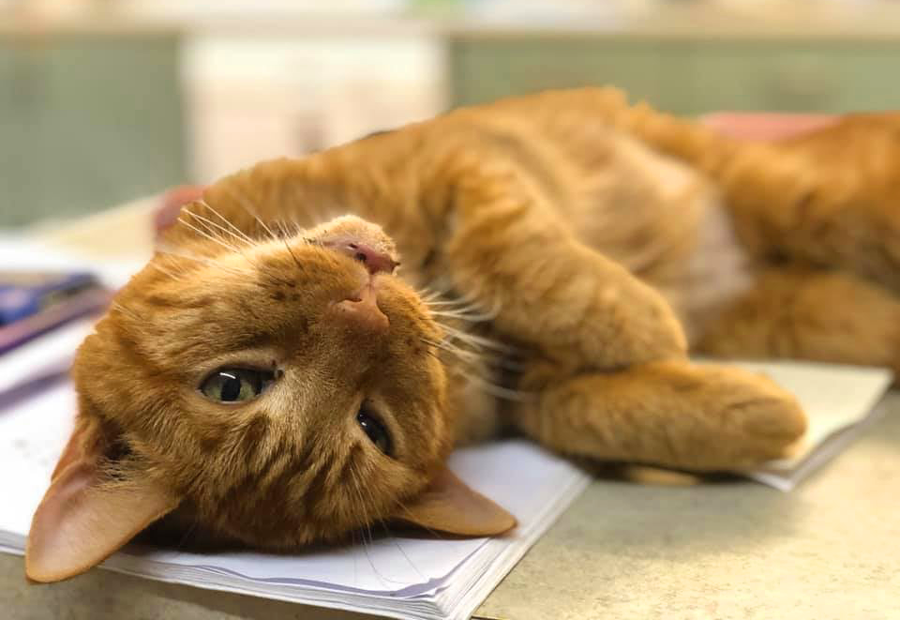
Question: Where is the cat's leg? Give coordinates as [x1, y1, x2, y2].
[435, 165, 688, 371]
[625, 105, 900, 291]
[508, 359, 806, 471]
[712, 121, 900, 292]
[696, 267, 900, 374]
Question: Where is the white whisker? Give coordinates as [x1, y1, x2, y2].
[197, 200, 256, 244]
[461, 372, 533, 402]
[184, 209, 255, 247]
[156, 243, 254, 277]
[429, 308, 495, 323]
[440, 324, 515, 354]
[176, 216, 243, 255]
[149, 261, 184, 281]
[220, 185, 280, 242]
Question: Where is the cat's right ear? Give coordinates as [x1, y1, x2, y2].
[25, 420, 180, 583]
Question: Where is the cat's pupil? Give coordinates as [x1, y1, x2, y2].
[357, 408, 392, 456]
[220, 374, 242, 402]
[199, 368, 274, 404]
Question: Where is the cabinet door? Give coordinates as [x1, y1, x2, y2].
[1, 35, 186, 227]
[449, 38, 695, 111]
[680, 41, 900, 114]
[448, 37, 900, 115]
[0, 42, 37, 225]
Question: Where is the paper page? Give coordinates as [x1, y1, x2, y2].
[728, 360, 892, 490]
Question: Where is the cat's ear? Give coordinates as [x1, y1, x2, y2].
[393, 467, 517, 537]
[25, 421, 179, 583]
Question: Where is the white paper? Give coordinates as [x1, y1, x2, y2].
[729, 360, 892, 490]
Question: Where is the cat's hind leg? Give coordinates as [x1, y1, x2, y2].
[696, 267, 900, 375]
[508, 360, 806, 471]
[711, 116, 900, 292]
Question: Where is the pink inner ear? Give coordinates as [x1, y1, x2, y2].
[51, 422, 92, 481]
[26, 458, 178, 583]
[394, 467, 517, 537]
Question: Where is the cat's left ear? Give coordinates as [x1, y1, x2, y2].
[393, 467, 517, 537]
[25, 420, 180, 583]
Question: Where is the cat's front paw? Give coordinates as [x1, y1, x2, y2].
[678, 366, 807, 470]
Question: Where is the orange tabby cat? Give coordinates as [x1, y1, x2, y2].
[26, 87, 900, 583]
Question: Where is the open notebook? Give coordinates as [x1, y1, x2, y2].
[0, 319, 892, 619]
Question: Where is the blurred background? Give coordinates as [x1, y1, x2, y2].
[1, 0, 898, 229]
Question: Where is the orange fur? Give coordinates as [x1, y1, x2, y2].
[28, 87, 900, 581]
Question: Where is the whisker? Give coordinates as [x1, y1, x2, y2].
[430, 308, 495, 323]
[377, 519, 426, 580]
[148, 261, 184, 281]
[184, 209, 255, 247]
[422, 337, 483, 365]
[460, 371, 534, 402]
[156, 243, 254, 277]
[220, 185, 280, 242]
[197, 200, 256, 244]
[176, 216, 243, 255]
[440, 325, 516, 354]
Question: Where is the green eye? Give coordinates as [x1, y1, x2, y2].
[200, 368, 274, 404]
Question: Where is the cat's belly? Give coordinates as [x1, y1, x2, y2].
[660, 200, 756, 346]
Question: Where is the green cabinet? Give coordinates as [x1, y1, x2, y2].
[0, 35, 186, 227]
[449, 37, 900, 115]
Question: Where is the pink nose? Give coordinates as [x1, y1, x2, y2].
[323, 238, 398, 275]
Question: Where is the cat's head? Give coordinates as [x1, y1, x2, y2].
[25, 208, 515, 583]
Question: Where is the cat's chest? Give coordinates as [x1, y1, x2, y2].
[655, 200, 756, 345]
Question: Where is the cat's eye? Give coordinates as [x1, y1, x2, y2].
[357, 407, 392, 456]
[200, 368, 274, 404]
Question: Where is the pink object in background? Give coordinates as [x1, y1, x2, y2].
[155, 185, 206, 236]
[701, 113, 838, 140]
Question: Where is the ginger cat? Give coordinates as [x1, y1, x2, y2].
[26, 87, 900, 583]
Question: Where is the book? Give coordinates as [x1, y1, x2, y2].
[0, 284, 108, 355]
